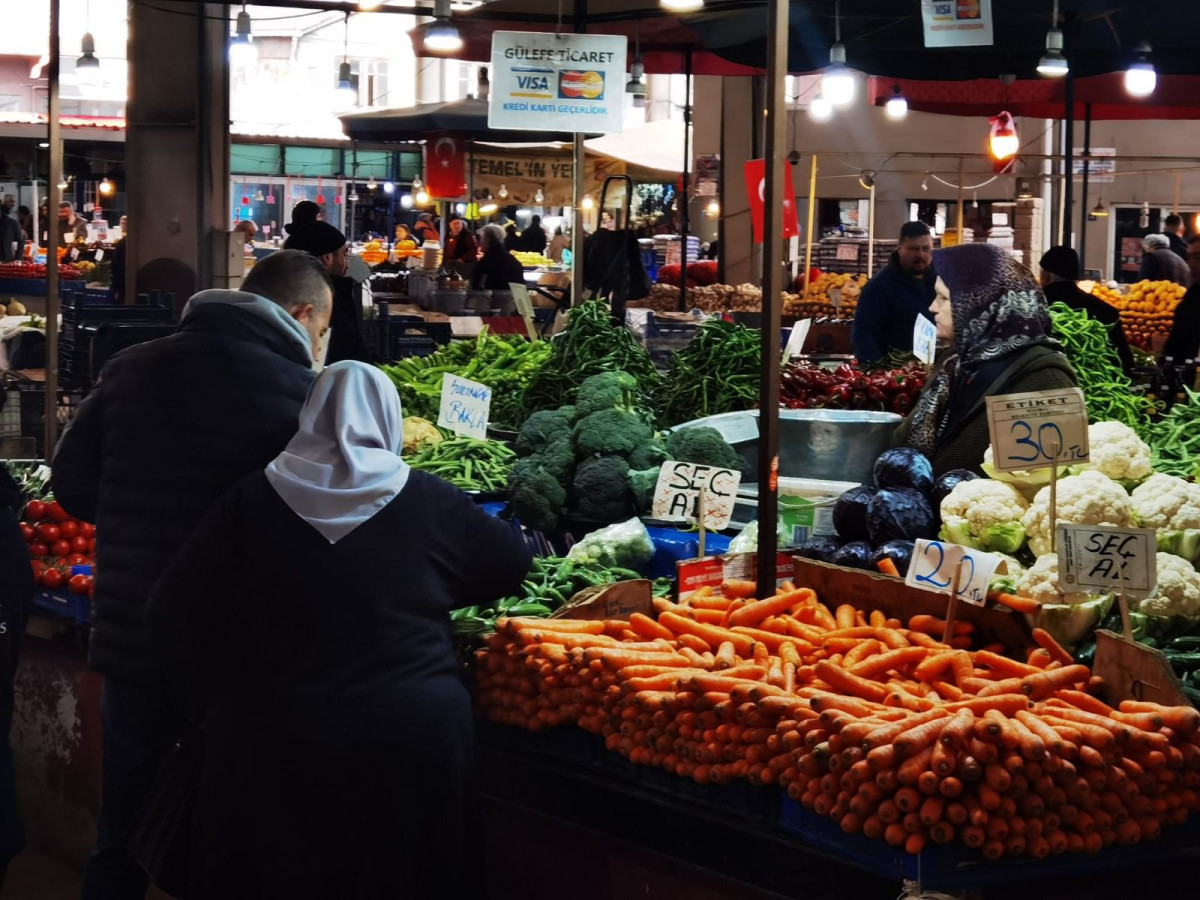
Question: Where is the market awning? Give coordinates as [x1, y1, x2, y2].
[868, 74, 1200, 121]
[339, 98, 585, 144]
[585, 119, 691, 177]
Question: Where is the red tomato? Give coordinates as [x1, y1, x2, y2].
[88, 538, 96, 553]
[60, 520, 79, 539]
[40, 568, 64, 590]
[37, 523, 60, 543]
[71, 535, 90, 554]
[68, 574, 90, 595]
[25, 500, 45, 521]
[30, 560, 44, 577]
[80, 522, 95, 538]
[51, 539, 72, 558]
[28, 542, 48, 558]
[47, 501, 68, 522]
[66, 553, 88, 567]
[19, 523, 34, 542]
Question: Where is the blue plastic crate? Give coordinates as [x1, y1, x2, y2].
[32, 587, 91, 626]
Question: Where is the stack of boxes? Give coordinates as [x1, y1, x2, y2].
[994, 198, 1045, 275]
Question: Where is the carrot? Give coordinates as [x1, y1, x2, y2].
[731, 625, 814, 653]
[690, 608, 731, 625]
[713, 642, 737, 671]
[727, 589, 815, 628]
[683, 672, 766, 695]
[863, 708, 947, 750]
[948, 651, 974, 686]
[894, 712, 954, 758]
[835, 604, 857, 630]
[1019, 664, 1090, 699]
[784, 619, 828, 644]
[676, 633, 712, 654]
[869, 609, 887, 628]
[1041, 706, 1126, 745]
[657, 612, 756, 656]
[919, 795, 944, 826]
[974, 650, 1042, 678]
[686, 593, 734, 611]
[929, 680, 963, 701]
[913, 651, 957, 683]
[721, 579, 758, 599]
[944, 694, 1032, 716]
[615, 664, 688, 680]
[814, 661, 888, 703]
[852, 646, 930, 681]
[812, 604, 838, 630]
[905, 832, 927, 855]
[1007, 714, 1047, 760]
[876, 557, 901, 578]
[808, 692, 878, 717]
[842, 639, 881, 669]
[1031, 628, 1074, 667]
[593, 650, 694, 670]
[501, 616, 604, 634]
[939, 710, 976, 750]
[1026, 648, 1053, 668]
[993, 592, 1038, 614]
[1057, 690, 1114, 717]
[778, 642, 803, 669]
[907, 615, 947, 636]
[904, 630, 950, 650]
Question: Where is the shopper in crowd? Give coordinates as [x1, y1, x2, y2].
[46, 201, 88, 246]
[284, 221, 368, 364]
[851, 221, 938, 365]
[0, 465, 32, 889]
[394, 223, 412, 245]
[1140, 233, 1191, 286]
[16, 207, 31, 243]
[233, 219, 258, 245]
[0, 196, 18, 263]
[1039, 245, 1134, 376]
[896, 243, 1076, 477]
[444, 216, 479, 268]
[50, 250, 331, 900]
[519, 213, 548, 254]
[1162, 236, 1200, 362]
[147, 361, 531, 899]
[503, 222, 520, 252]
[109, 230, 126, 303]
[413, 212, 438, 245]
[548, 226, 570, 263]
[284, 199, 322, 237]
[1165, 213, 1190, 261]
[472, 223, 525, 291]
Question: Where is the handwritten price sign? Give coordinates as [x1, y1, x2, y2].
[1057, 524, 1157, 597]
[651, 461, 742, 530]
[985, 387, 1090, 473]
[438, 373, 492, 439]
[905, 539, 1003, 607]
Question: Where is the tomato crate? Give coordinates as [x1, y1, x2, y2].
[32, 587, 91, 627]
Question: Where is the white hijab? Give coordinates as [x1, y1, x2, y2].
[266, 361, 410, 543]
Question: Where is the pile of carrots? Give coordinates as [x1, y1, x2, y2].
[474, 582, 1200, 859]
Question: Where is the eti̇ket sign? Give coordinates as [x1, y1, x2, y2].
[489, 32, 626, 134]
[651, 461, 742, 531]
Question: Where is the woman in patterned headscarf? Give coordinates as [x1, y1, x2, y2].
[895, 243, 1076, 476]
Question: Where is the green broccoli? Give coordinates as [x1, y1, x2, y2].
[575, 371, 640, 419]
[573, 409, 653, 458]
[508, 461, 566, 533]
[627, 435, 669, 471]
[666, 426, 743, 472]
[573, 455, 633, 522]
[533, 437, 575, 483]
[628, 466, 662, 513]
[514, 408, 574, 457]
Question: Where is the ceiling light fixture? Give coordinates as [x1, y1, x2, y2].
[334, 14, 357, 110]
[809, 94, 833, 121]
[885, 84, 907, 120]
[498, 183, 509, 199]
[479, 202, 498, 215]
[1125, 41, 1157, 97]
[424, 0, 463, 54]
[534, 187, 545, 204]
[822, 2, 855, 107]
[98, 177, 113, 195]
[415, 189, 429, 205]
[383, 181, 395, 194]
[229, 3, 256, 68]
[988, 111, 1020, 161]
[581, 195, 595, 210]
[660, 0, 704, 12]
[76, 32, 101, 85]
[626, 21, 648, 108]
[1090, 197, 1109, 218]
[1037, 0, 1068, 78]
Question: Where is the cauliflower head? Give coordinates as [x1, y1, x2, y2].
[1139, 553, 1200, 619]
[1074, 421, 1153, 485]
[1130, 473, 1200, 531]
[1016, 554, 1093, 606]
[1023, 470, 1134, 557]
[981, 446, 1053, 500]
[402, 416, 443, 455]
[938, 479, 1029, 553]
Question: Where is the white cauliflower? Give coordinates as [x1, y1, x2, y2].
[1016, 554, 1092, 606]
[1022, 470, 1134, 557]
[1139, 553, 1200, 618]
[981, 445, 1052, 500]
[1074, 421, 1153, 485]
[1131, 474, 1200, 563]
[939, 479, 1029, 553]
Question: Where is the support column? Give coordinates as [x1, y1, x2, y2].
[126, 1, 230, 309]
[718, 77, 755, 286]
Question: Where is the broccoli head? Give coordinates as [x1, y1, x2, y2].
[508, 460, 567, 533]
[533, 437, 575, 483]
[514, 408, 574, 457]
[666, 426, 742, 472]
[573, 455, 633, 522]
[627, 435, 669, 472]
[575, 371, 640, 419]
[628, 466, 662, 513]
[573, 409, 653, 458]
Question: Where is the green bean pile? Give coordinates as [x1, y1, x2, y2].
[406, 436, 515, 492]
[1144, 388, 1200, 478]
[519, 301, 662, 418]
[1048, 302, 1154, 431]
[654, 319, 762, 426]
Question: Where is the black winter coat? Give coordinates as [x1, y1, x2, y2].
[51, 301, 315, 682]
[0, 465, 30, 869]
[851, 254, 937, 365]
[146, 470, 532, 899]
[326, 274, 368, 364]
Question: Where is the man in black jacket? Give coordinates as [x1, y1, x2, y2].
[1165, 214, 1190, 261]
[284, 221, 369, 364]
[1039, 245, 1135, 376]
[52, 249, 331, 900]
[851, 221, 937, 365]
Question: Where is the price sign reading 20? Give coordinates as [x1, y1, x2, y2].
[985, 387, 1090, 474]
[906, 540, 1001, 607]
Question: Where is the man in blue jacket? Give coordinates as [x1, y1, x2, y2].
[852, 221, 937, 365]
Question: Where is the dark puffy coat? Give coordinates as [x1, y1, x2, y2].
[325, 275, 368, 364]
[51, 296, 315, 682]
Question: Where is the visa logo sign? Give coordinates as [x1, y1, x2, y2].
[517, 75, 551, 91]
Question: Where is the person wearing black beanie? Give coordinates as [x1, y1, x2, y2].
[1038, 245, 1134, 376]
[284, 200, 322, 236]
[284, 222, 368, 364]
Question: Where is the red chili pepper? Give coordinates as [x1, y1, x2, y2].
[892, 393, 913, 415]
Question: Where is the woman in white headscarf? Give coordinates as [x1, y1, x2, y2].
[147, 361, 531, 900]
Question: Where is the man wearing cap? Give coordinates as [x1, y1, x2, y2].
[284, 221, 368, 364]
[284, 199, 322, 237]
[1140, 234, 1191, 286]
[1039, 245, 1134, 376]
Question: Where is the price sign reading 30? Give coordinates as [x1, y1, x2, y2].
[985, 387, 1090, 473]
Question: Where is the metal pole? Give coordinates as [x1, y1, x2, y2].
[1063, 69, 1075, 249]
[1174, 173, 1181, 217]
[802, 156, 817, 293]
[44, 0, 61, 462]
[956, 156, 964, 240]
[679, 48, 692, 311]
[867, 183, 876, 278]
[570, 0, 587, 311]
[1079, 102, 1092, 275]
[756, 0, 787, 593]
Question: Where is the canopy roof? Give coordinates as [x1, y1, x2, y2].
[340, 97, 584, 143]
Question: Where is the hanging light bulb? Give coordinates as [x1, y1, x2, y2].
[383, 181, 395, 195]
[334, 15, 357, 110]
[348, 189, 359, 203]
[1139, 201, 1150, 228]
[988, 111, 1020, 161]
[809, 94, 833, 121]
[455, 202, 467, 215]
[885, 84, 908, 120]
[498, 184, 509, 199]
[534, 188, 545, 204]
[415, 189, 429, 205]
[581, 195, 595, 210]
[626, 57, 647, 107]
[1037, 0, 1068, 77]
[424, 0, 463, 54]
[922, 174, 930, 191]
[1125, 41, 1157, 97]
[479, 202, 498, 215]
[822, 45, 855, 106]
[1090, 198, 1109, 218]
[57, 177, 69, 191]
[660, 0, 704, 11]
[400, 194, 414, 209]
[76, 32, 101, 85]
[366, 177, 378, 191]
[229, 5, 257, 68]
[706, 199, 720, 216]
[37, 142, 49, 149]
[255, 189, 265, 202]
[97, 177, 113, 196]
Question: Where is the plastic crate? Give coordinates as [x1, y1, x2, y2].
[376, 314, 453, 360]
[32, 587, 92, 626]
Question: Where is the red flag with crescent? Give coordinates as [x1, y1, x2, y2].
[424, 134, 467, 200]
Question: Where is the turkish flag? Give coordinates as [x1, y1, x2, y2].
[424, 134, 467, 200]
[744, 159, 801, 245]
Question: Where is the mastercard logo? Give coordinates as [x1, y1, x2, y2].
[559, 70, 605, 100]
